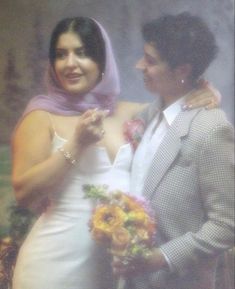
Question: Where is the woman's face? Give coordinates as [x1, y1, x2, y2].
[136, 42, 180, 98]
[54, 32, 101, 96]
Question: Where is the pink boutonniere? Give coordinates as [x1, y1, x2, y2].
[123, 119, 146, 150]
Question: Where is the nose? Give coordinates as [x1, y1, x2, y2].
[66, 52, 77, 67]
[136, 57, 146, 70]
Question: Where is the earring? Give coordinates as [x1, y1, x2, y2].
[181, 79, 185, 84]
[101, 72, 105, 79]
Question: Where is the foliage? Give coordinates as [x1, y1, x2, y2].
[0, 203, 36, 289]
[7, 204, 36, 243]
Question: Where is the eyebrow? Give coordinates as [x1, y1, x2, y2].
[145, 52, 157, 60]
[55, 46, 85, 51]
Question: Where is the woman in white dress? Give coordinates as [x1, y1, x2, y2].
[11, 16, 218, 289]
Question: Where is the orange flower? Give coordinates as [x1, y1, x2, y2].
[127, 209, 149, 225]
[91, 228, 110, 244]
[146, 219, 157, 238]
[114, 193, 141, 212]
[84, 185, 157, 260]
[92, 205, 127, 237]
[111, 227, 131, 253]
[135, 227, 150, 241]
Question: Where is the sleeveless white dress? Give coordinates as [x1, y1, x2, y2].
[12, 133, 133, 289]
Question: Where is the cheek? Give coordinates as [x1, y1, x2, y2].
[54, 63, 62, 78]
[152, 70, 172, 84]
[88, 64, 101, 83]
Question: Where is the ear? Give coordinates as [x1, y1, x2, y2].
[175, 63, 192, 81]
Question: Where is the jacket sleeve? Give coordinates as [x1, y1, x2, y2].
[160, 121, 234, 275]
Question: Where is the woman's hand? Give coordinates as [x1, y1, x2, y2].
[11, 109, 109, 208]
[184, 79, 221, 110]
[76, 109, 109, 146]
[112, 248, 168, 277]
[66, 109, 109, 158]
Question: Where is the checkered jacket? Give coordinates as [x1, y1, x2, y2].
[127, 105, 234, 289]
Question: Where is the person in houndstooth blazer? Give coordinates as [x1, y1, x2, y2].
[113, 13, 234, 289]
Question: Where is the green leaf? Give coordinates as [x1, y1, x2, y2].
[83, 184, 109, 201]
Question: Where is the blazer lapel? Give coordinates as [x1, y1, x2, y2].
[143, 108, 201, 200]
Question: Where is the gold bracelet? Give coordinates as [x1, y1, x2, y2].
[57, 147, 77, 165]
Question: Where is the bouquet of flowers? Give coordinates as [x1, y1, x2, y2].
[83, 185, 156, 288]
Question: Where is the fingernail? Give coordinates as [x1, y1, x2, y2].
[103, 109, 110, 115]
[182, 104, 188, 111]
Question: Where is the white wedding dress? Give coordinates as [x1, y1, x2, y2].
[13, 133, 133, 289]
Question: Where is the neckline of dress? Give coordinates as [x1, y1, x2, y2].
[53, 132, 132, 166]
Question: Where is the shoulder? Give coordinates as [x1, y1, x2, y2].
[117, 101, 148, 118]
[187, 108, 234, 144]
[192, 108, 233, 131]
[13, 110, 52, 141]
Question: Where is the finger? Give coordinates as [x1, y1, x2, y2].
[196, 81, 221, 101]
[184, 89, 219, 110]
[184, 98, 218, 111]
[115, 265, 138, 277]
[92, 109, 110, 124]
[206, 100, 218, 110]
[185, 89, 206, 103]
[196, 78, 209, 89]
[82, 108, 98, 117]
[186, 97, 211, 109]
[89, 127, 105, 141]
[100, 129, 105, 137]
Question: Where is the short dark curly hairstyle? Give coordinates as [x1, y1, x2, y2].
[142, 12, 218, 80]
[49, 17, 106, 73]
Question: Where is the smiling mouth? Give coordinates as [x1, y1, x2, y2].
[65, 73, 83, 81]
[143, 76, 149, 83]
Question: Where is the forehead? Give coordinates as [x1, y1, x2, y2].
[56, 32, 83, 48]
[144, 42, 162, 59]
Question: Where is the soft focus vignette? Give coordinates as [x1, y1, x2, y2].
[0, 0, 234, 288]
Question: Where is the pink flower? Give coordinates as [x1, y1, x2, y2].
[123, 119, 145, 150]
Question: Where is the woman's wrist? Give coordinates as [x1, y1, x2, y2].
[57, 147, 77, 165]
[58, 139, 84, 166]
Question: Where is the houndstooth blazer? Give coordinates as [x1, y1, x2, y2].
[128, 105, 234, 289]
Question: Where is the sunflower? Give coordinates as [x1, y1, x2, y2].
[92, 205, 127, 237]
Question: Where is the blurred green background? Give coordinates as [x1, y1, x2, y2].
[0, 145, 15, 236]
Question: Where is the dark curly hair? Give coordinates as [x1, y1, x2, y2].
[142, 12, 218, 81]
[49, 17, 106, 73]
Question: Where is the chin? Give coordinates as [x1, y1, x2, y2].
[64, 85, 84, 95]
[144, 84, 157, 94]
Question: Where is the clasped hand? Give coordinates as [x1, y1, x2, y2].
[75, 109, 109, 146]
[112, 248, 168, 277]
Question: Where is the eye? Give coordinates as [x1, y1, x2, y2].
[75, 48, 87, 58]
[55, 49, 67, 59]
[145, 55, 158, 66]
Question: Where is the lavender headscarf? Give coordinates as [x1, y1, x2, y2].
[23, 18, 120, 117]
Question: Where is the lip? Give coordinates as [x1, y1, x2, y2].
[65, 73, 83, 80]
[143, 76, 149, 83]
